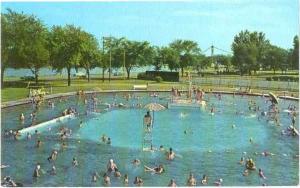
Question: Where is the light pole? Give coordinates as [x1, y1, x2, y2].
[103, 36, 112, 83]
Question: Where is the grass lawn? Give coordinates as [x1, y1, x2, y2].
[1, 72, 299, 102]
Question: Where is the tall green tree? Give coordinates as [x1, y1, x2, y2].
[169, 40, 201, 76]
[290, 35, 299, 69]
[1, 9, 49, 85]
[49, 25, 84, 86]
[79, 32, 100, 82]
[232, 30, 269, 75]
[160, 47, 180, 72]
[262, 45, 288, 74]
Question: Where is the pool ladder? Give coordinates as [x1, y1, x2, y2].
[142, 124, 153, 151]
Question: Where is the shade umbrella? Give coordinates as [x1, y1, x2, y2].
[144, 103, 166, 128]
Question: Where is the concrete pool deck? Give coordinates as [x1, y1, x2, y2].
[1, 89, 298, 108]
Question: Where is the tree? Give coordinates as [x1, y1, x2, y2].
[261, 45, 288, 74]
[160, 47, 180, 72]
[79, 32, 100, 82]
[290, 35, 299, 69]
[110, 38, 153, 79]
[1, 9, 49, 85]
[49, 25, 84, 86]
[169, 40, 201, 76]
[232, 30, 269, 75]
[215, 55, 232, 73]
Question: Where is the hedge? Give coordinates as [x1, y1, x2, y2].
[265, 76, 299, 82]
[146, 71, 179, 82]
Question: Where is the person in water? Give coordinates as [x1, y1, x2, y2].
[187, 173, 197, 186]
[36, 140, 42, 148]
[134, 176, 143, 186]
[92, 171, 99, 182]
[49, 165, 56, 175]
[168, 179, 177, 187]
[258, 168, 266, 179]
[201, 175, 208, 185]
[19, 113, 25, 121]
[214, 178, 223, 186]
[132, 159, 141, 166]
[103, 173, 110, 185]
[72, 157, 78, 167]
[107, 137, 111, 145]
[33, 164, 41, 178]
[101, 134, 108, 143]
[144, 164, 164, 174]
[166, 147, 175, 160]
[47, 150, 58, 162]
[239, 157, 245, 165]
[123, 174, 129, 185]
[114, 168, 122, 177]
[107, 159, 118, 173]
[246, 158, 256, 170]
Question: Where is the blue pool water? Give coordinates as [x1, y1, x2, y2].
[1, 92, 299, 186]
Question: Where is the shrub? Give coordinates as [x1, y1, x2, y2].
[20, 76, 35, 81]
[155, 76, 163, 83]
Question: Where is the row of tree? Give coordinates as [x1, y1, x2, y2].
[1, 9, 299, 86]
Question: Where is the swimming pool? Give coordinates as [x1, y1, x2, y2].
[1, 92, 299, 186]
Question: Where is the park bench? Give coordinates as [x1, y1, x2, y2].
[133, 84, 148, 90]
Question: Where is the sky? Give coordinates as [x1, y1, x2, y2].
[2, 0, 299, 55]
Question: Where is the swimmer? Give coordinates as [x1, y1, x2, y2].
[114, 168, 121, 177]
[239, 157, 245, 165]
[258, 168, 266, 179]
[133, 176, 143, 186]
[144, 164, 164, 174]
[232, 124, 236, 129]
[36, 140, 42, 148]
[201, 175, 208, 185]
[249, 137, 253, 144]
[47, 150, 58, 162]
[261, 151, 275, 157]
[92, 171, 99, 182]
[166, 147, 175, 160]
[132, 159, 141, 166]
[107, 159, 118, 173]
[159, 145, 165, 151]
[79, 121, 83, 128]
[245, 158, 256, 170]
[103, 173, 110, 185]
[186, 173, 197, 186]
[214, 178, 223, 186]
[33, 164, 41, 178]
[107, 137, 111, 145]
[101, 134, 108, 143]
[123, 174, 129, 185]
[243, 169, 249, 176]
[72, 157, 78, 167]
[27, 133, 32, 140]
[19, 113, 25, 121]
[49, 165, 56, 175]
[168, 179, 177, 187]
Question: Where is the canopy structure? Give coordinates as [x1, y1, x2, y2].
[144, 103, 166, 112]
[269, 92, 279, 104]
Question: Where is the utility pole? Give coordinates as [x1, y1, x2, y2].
[123, 50, 126, 80]
[109, 49, 111, 82]
[102, 37, 105, 82]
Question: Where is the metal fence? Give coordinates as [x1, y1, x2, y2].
[189, 77, 299, 92]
